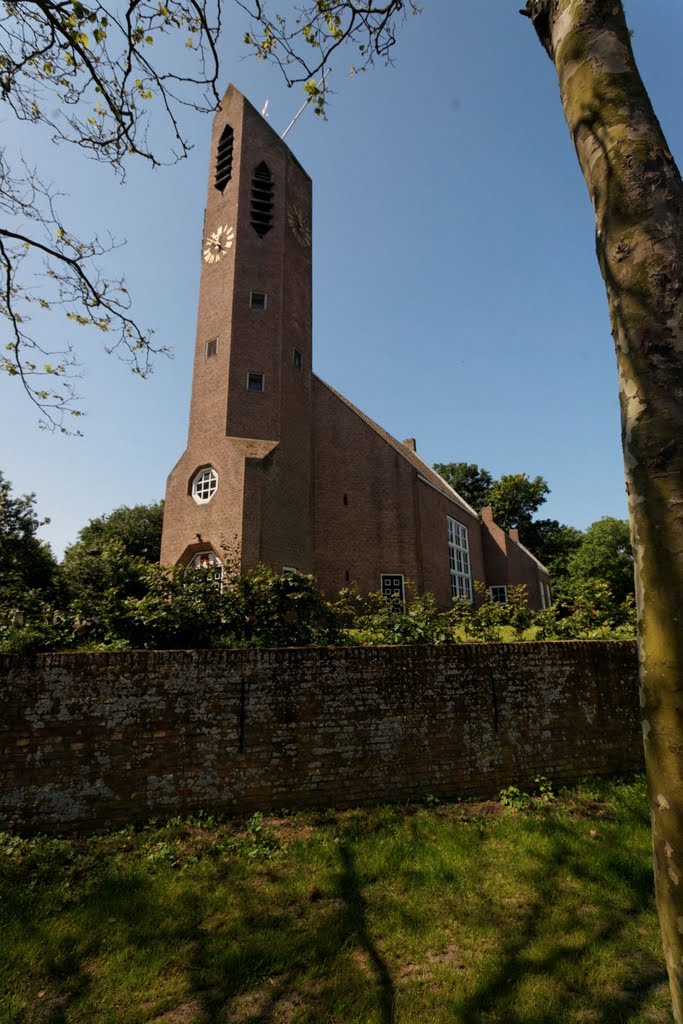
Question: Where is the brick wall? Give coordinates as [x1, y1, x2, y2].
[0, 642, 643, 834]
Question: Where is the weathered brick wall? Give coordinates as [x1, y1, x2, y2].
[0, 642, 642, 833]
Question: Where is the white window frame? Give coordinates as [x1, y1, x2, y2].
[540, 581, 552, 609]
[448, 517, 472, 602]
[190, 550, 223, 587]
[282, 566, 298, 576]
[190, 550, 221, 569]
[490, 585, 508, 604]
[191, 467, 218, 504]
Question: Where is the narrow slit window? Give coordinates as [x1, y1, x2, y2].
[251, 162, 274, 237]
[250, 292, 267, 311]
[206, 338, 217, 358]
[247, 372, 264, 392]
[215, 124, 234, 192]
[293, 348, 303, 369]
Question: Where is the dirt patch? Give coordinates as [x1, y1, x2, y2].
[565, 800, 616, 820]
[152, 998, 209, 1023]
[397, 942, 466, 981]
[453, 801, 504, 819]
[226, 976, 323, 1023]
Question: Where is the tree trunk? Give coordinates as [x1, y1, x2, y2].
[523, 0, 683, 1016]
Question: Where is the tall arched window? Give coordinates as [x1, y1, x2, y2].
[215, 124, 234, 192]
[250, 161, 274, 237]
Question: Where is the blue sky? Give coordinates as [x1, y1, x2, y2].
[2, 1, 682, 557]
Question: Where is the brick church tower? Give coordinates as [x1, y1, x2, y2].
[160, 85, 314, 573]
[162, 84, 552, 609]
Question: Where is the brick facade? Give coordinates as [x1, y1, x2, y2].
[1, 643, 642, 834]
[160, 85, 550, 607]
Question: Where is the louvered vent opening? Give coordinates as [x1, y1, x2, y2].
[215, 124, 234, 192]
[251, 162, 274, 237]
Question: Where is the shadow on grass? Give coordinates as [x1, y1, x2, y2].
[188, 842, 395, 1023]
[0, 792, 669, 1024]
[447, 816, 667, 1023]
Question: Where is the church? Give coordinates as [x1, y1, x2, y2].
[160, 85, 551, 610]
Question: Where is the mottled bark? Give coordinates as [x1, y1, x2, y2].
[523, 0, 683, 1016]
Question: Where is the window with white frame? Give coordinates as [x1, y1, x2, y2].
[490, 585, 508, 604]
[190, 550, 221, 570]
[191, 467, 218, 504]
[448, 517, 472, 601]
[190, 549, 223, 587]
[540, 581, 552, 609]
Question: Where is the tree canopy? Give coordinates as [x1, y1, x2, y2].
[63, 500, 164, 564]
[0, 470, 58, 602]
[433, 463, 494, 514]
[566, 517, 634, 607]
[434, 462, 550, 532]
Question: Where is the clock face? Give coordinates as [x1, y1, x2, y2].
[287, 205, 311, 248]
[203, 224, 235, 264]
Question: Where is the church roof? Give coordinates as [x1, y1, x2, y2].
[313, 375, 479, 519]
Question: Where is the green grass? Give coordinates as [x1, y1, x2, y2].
[0, 778, 672, 1023]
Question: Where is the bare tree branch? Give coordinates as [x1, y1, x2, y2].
[237, 0, 416, 114]
[0, 1, 221, 430]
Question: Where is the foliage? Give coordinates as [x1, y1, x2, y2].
[431, 464, 628, 602]
[1, 556, 343, 652]
[334, 585, 453, 645]
[0, 777, 669, 1023]
[0, 470, 58, 596]
[451, 582, 536, 642]
[500, 776, 555, 811]
[522, 517, 583, 583]
[433, 461, 493, 512]
[433, 460, 562, 552]
[548, 579, 636, 640]
[0, 1, 222, 428]
[222, 564, 342, 648]
[1, 562, 638, 654]
[332, 579, 635, 647]
[240, 0, 414, 115]
[0, 482, 637, 653]
[566, 517, 634, 606]
[63, 500, 164, 567]
[488, 473, 550, 533]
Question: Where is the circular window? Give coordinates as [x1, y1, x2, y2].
[191, 467, 218, 504]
